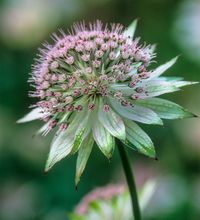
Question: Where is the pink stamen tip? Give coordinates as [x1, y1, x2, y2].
[50, 61, 59, 70]
[121, 100, 129, 106]
[73, 89, 80, 97]
[59, 123, 68, 130]
[88, 103, 95, 111]
[103, 104, 110, 112]
[66, 56, 74, 65]
[131, 94, 139, 100]
[75, 105, 83, 112]
[66, 105, 74, 112]
[95, 50, 104, 58]
[135, 87, 144, 93]
[48, 120, 57, 128]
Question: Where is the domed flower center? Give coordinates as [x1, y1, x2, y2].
[30, 21, 155, 129]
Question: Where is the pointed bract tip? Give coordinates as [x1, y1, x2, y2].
[184, 111, 198, 118]
[119, 134, 126, 142]
[75, 175, 80, 188]
[16, 119, 23, 124]
[156, 119, 164, 126]
[44, 164, 51, 173]
[128, 19, 138, 28]
[132, 18, 138, 25]
[150, 44, 157, 53]
[173, 54, 181, 62]
[170, 56, 179, 65]
[124, 19, 138, 39]
[191, 81, 199, 85]
[44, 170, 49, 175]
[108, 153, 113, 162]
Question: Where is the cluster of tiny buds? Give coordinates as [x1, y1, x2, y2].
[30, 21, 155, 132]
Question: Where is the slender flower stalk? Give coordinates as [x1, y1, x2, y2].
[117, 139, 141, 220]
[18, 19, 196, 188]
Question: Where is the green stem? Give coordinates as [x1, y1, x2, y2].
[117, 139, 142, 220]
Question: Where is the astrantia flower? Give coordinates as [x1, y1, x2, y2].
[69, 181, 156, 220]
[18, 20, 196, 185]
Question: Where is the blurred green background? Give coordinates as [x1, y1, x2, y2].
[0, 0, 200, 219]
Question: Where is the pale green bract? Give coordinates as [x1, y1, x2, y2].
[18, 20, 197, 185]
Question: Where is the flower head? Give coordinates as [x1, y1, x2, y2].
[18, 20, 196, 185]
[75, 184, 125, 215]
[69, 181, 156, 220]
